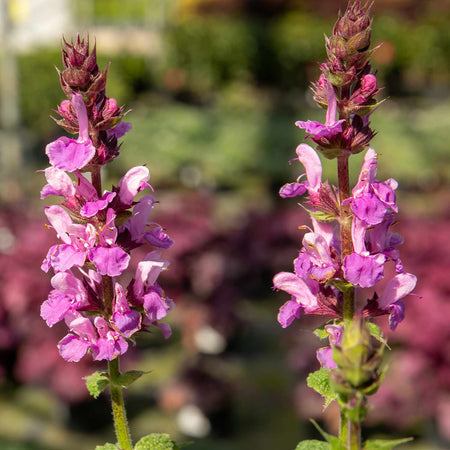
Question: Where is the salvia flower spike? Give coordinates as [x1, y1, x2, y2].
[273, 2, 417, 448]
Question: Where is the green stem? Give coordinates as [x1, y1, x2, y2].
[347, 419, 361, 450]
[339, 411, 361, 450]
[337, 155, 355, 321]
[90, 161, 132, 448]
[109, 358, 133, 450]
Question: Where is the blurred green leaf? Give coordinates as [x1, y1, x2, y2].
[363, 437, 413, 449]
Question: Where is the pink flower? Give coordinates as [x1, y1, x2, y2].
[46, 94, 96, 172]
[296, 78, 346, 141]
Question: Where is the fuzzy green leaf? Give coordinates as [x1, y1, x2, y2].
[95, 444, 118, 450]
[363, 437, 413, 449]
[84, 371, 110, 399]
[295, 440, 330, 449]
[307, 368, 337, 408]
[116, 370, 148, 388]
[134, 433, 179, 450]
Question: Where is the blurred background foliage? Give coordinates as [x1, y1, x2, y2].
[1, 0, 450, 449]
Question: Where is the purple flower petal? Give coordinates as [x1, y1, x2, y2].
[144, 227, 174, 249]
[296, 119, 345, 140]
[41, 292, 73, 327]
[118, 166, 150, 206]
[388, 300, 405, 330]
[343, 252, 386, 288]
[107, 121, 132, 139]
[112, 283, 141, 338]
[316, 347, 337, 369]
[46, 137, 96, 172]
[45, 205, 73, 244]
[377, 273, 417, 309]
[295, 144, 322, 192]
[352, 192, 387, 226]
[143, 290, 170, 321]
[58, 334, 91, 362]
[80, 192, 115, 218]
[153, 322, 172, 339]
[279, 182, 307, 198]
[134, 252, 169, 297]
[41, 167, 76, 199]
[277, 299, 302, 328]
[88, 246, 130, 277]
[273, 272, 318, 312]
[47, 244, 86, 272]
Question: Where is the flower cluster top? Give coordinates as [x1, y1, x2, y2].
[40, 36, 174, 362]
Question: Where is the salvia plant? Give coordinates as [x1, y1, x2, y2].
[40, 36, 182, 449]
[273, 2, 417, 449]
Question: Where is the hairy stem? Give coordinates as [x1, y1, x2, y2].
[91, 165, 102, 197]
[109, 358, 133, 450]
[347, 418, 361, 450]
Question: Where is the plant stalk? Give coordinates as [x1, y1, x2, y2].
[91, 161, 133, 449]
[337, 155, 355, 320]
[109, 358, 133, 450]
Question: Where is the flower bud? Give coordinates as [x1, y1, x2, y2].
[331, 318, 384, 393]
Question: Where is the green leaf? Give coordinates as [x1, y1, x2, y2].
[116, 370, 149, 388]
[313, 326, 329, 340]
[309, 211, 337, 222]
[307, 368, 337, 408]
[310, 420, 346, 450]
[367, 322, 388, 347]
[363, 437, 413, 449]
[295, 440, 330, 449]
[134, 433, 179, 450]
[95, 444, 119, 450]
[84, 371, 110, 399]
[326, 278, 353, 292]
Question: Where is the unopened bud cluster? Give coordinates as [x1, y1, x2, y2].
[330, 319, 384, 422]
[297, 1, 384, 158]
